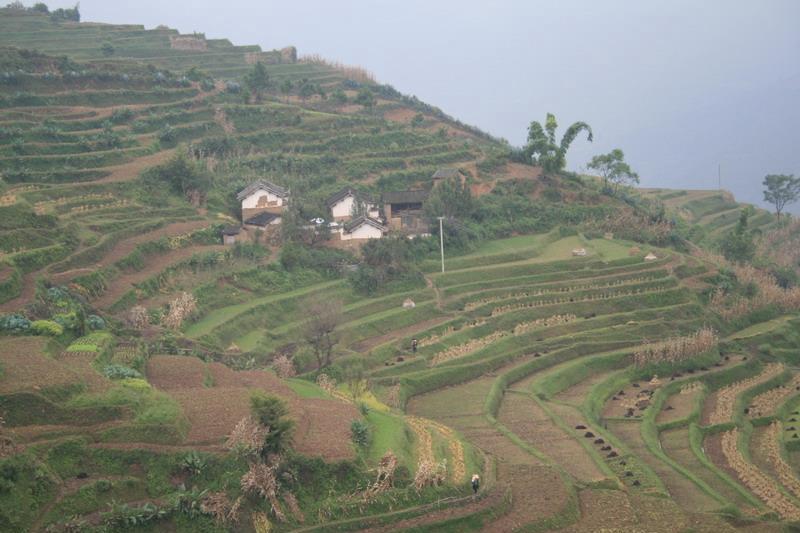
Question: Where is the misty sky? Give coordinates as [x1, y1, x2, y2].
[48, 0, 800, 212]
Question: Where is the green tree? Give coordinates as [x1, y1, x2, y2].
[140, 151, 211, 205]
[101, 42, 115, 57]
[31, 3, 49, 13]
[298, 81, 316, 102]
[522, 113, 592, 174]
[424, 176, 475, 220]
[279, 78, 293, 101]
[355, 87, 376, 109]
[243, 62, 271, 103]
[250, 392, 295, 457]
[763, 174, 800, 219]
[331, 88, 347, 104]
[720, 208, 755, 262]
[587, 148, 638, 194]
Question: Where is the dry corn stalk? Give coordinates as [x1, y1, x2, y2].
[241, 462, 286, 522]
[163, 292, 197, 329]
[226, 416, 268, 457]
[709, 364, 784, 425]
[720, 428, 800, 520]
[316, 373, 337, 395]
[633, 326, 718, 367]
[414, 459, 447, 491]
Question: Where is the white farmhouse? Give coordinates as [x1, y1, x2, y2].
[236, 179, 289, 222]
[326, 187, 380, 222]
[340, 216, 386, 241]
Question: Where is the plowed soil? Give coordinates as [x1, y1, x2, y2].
[146, 355, 358, 461]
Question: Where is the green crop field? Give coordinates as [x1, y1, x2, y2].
[0, 4, 798, 533]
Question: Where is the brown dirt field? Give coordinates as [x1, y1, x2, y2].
[383, 108, 417, 123]
[657, 387, 703, 425]
[554, 369, 619, 407]
[49, 220, 210, 283]
[607, 420, 721, 513]
[55, 351, 110, 392]
[94, 148, 176, 183]
[703, 434, 744, 488]
[407, 363, 575, 530]
[146, 355, 357, 460]
[92, 244, 226, 309]
[490, 463, 572, 532]
[146, 355, 207, 390]
[0, 337, 82, 394]
[292, 398, 358, 461]
[504, 163, 543, 180]
[560, 488, 747, 533]
[498, 391, 605, 482]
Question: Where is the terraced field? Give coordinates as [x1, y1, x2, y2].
[2, 7, 800, 533]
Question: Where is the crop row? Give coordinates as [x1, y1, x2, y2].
[490, 285, 671, 317]
[461, 274, 666, 311]
[720, 428, 800, 519]
[765, 421, 800, 500]
[708, 364, 785, 425]
[749, 375, 800, 419]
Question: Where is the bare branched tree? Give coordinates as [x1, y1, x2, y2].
[301, 298, 343, 370]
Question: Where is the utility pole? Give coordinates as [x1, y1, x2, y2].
[718, 163, 721, 191]
[437, 216, 445, 273]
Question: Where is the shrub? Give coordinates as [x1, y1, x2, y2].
[87, 314, 105, 330]
[350, 419, 370, 447]
[250, 392, 294, 456]
[0, 314, 30, 334]
[103, 364, 142, 380]
[30, 319, 63, 336]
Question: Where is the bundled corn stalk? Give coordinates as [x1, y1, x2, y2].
[226, 416, 268, 457]
[512, 314, 576, 336]
[385, 384, 402, 409]
[419, 319, 485, 347]
[282, 492, 305, 523]
[361, 451, 398, 501]
[430, 330, 507, 366]
[407, 417, 434, 464]
[251, 511, 271, 533]
[765, 421, 800, 500]
[680, 382, 703, 395]
[127, 305, 149, 329]
[241, 462, 286, 522]
[200, 492, 242, 524]
[316, 374, 337, 395]
[709, 364, 784, 425]
[414, 459, 447, 491]
[721, 428, 800, 520]
[749, 375, 800, 418]
[272, 354, 296, 378]
[632, 326, 718, 368]
[163, 292, 197, 329]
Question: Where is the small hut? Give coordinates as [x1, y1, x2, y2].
[221, 226, 241, 245]
[644, 252, 658, 261]
[402, 298, 416, 309]
[572, 248, 587, 257]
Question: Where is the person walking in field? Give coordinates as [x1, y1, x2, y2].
[471, 473, 480, 496]
[411, 338, 418, 354]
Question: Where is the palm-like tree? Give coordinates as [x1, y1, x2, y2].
[523, 113, 593, 174]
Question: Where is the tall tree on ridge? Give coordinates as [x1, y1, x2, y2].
[523, 113, 593, 174]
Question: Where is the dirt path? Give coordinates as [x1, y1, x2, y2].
[424, 274, 444, 310]
[92, 244, 225, 309]
[0, 271, 36, 312]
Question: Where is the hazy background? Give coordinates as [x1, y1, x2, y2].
[48, 0, 800, 212]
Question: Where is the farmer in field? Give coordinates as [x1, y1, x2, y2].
[411, 338, 418, 354]
[471, 473, 480, 496]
